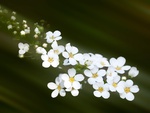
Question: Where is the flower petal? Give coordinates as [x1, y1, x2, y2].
[117, 57, 126, 67]
[60, 89, 66, 97]
[71, 46, 78, 54]
[126, 80, 133, 87]
[84, 70, 92, 77]
[102, 91, 110, 99]
[75, 74, 84, 81]
[61, 74, 69, 81]
[74, 53, 83, 61]
[51, 89, 59, 98]
[93, 91, 101, 97]
[71, 89, 79, 96]
[47, 82, 57, 89]
[68, 68, 76, 77]
[42, 61, 50, 68]
[73, 81, 81, 89]
[126, 92, 134, 101]
[64, 81, 72, 88]
[130, 85, 139, 93]
[54, 30, 61, 37]
[110, 58, 117, 67]
[69, 58, 77, 65]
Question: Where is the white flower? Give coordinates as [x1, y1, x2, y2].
[62, 43, 83, 65]
[20, 30, 26, 35]
[36, 47, 47, 54]
[106, 67, 118, 80]
[61, 68, 84, 89]
[34, 27, 40, 34]
[80, 53, 97, 69]
[118, 80, 139, 101]
[107, 75, 123, 93]
[41, 51, 59, 68]
[93, 82, 110, 99]
[7, 24, 12, 29]
[11, 16, 16, 20]
[42, 43, 48, 48]
[50, 41, 64, 55]
[24, 27, 30, 34]
[45, 30, 62, 43]
[95, 54, 110, 68]
[128, 67, 139, 78]
[18, 42, 29, 55]
[47, 76, 66, 98]
[109, 56, 131, 74]
[84, 67, 106, 85]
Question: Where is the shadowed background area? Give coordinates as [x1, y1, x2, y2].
[0, 0, 150, 113]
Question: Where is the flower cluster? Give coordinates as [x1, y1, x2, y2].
[0, 6, 139, 101]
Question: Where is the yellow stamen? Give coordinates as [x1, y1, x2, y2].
[98, 87, 104, 92]
[48, 58, 54, 63]
[69, 53, 74, 58]
[116, 66, 121, 70]
[54, 50, 59, 54]
[51, 36, 55, 39]
[69, 77, 75, 83]
[112, 82, 117, 87]
[57, 85, 61, 91]
[92, 73, 98, 78]
[124, 87, 130, 93]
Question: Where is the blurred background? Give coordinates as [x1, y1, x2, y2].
[0, 0, 150, 113]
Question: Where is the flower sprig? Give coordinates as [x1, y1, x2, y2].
[0, 6, 139, 101]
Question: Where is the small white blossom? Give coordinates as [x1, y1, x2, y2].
[13, 31, 17, 34]
[107, 75, 123, 93]
[41, 51, 59, 68]
[11, 16, 16, 21]
[7, 24, 12, 29]
[50, 41, 64, 55]
[62, 43, 83, 65]
[128, 67, 139, 78]
[109, 56, 131, 74]
[34, 27, 40, 34]
[118, 80, 139, 101]
[42, 43, 48, 48]
[45, 30, 62, 43]
[93, 82, 110, 99]
[36, 47, 47, 54]
[106, 67, 118, 80]
[47, 76, 66, 98]
[20, 30, 26, 35]
[61, 68, 84, 89]
[24, 27, 30, 34]
[95, 55, 110, 68]
[84, 67, 106, 85]
[18, 42, 29, 55]
[79, 53, 97, 69]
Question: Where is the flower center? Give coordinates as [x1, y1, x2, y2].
[98, 87, 104, 92]
[69, 53, 74, 58]
[100, 61, 105, 66]
[57, 85, 61, 91]
[48, 58, 54, 63]
[124, 87, 130, 93]
[69, 77, 75, 83]
[116, 66, 121, 70]
[54, 50, 59, 54]
[92, 73, 98, 78]
[51, 36, 55, 40]
[112, 82, 117, 87]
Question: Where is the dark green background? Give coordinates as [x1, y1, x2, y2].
[0, 0, 150, 113]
